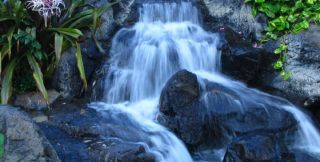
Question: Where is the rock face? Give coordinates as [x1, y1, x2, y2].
[158, 70, 297, 148]
[0, 105, 60, 162]
[88, 0, 137, 42]
[197, 0, 266, 41]
[53, 47, 96, 98]
[219, 27, 272, 83]
[223, 133, 319, 162]
[260, 25, 320, 106]
[39, 99, 156, 162]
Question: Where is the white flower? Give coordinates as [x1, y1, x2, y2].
[26, 0, 65, 27]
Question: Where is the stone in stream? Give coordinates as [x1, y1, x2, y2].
[38, 99, 156, 162]
[159, 70, 297, 149]
[223, 133, 320, 162]
[0, 105, 60, 162]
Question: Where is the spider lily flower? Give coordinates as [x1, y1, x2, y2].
[26, 0, 65, 27]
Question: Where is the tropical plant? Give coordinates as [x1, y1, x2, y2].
[0, 0, 116, 104]
[245, 0, 320, 80]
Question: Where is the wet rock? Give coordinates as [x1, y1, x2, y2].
[160, 70, 200, 115]
[159, 70, 297, 148]
[223, 133, 320, 162]
[14, 90, 60, 111]
[39, 99, 157, 162]
[304, 96, 320, 123]
[0, 105, 60, 162]
[88, 138, 155, 162]
[159, 70, 202, 145]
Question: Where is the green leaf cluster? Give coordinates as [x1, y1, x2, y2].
[245, 0, 320, 80]
[0, 0, 116, 104]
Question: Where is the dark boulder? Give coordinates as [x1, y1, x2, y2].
[0, 105, 60, 162]
[159, 70, 297, 148]
[158, 70, 203, 145]
[223, 133, 320, 162]
[219, 27, 272, 83]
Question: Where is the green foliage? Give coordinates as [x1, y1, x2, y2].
[13, 72, 37, 94]
[0, 133, 4, 158]
[245, 0, 320, 80]
[0, 0, 116, 104]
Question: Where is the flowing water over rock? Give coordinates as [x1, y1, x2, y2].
[91, 1, 320, 161]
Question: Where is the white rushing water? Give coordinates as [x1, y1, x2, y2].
[90, 1, 320, 161]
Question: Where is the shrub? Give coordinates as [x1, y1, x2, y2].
[0, 0, 116, 104]
[245, 0, 320, 79]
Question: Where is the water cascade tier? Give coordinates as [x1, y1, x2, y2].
[90, 1, 320, 161]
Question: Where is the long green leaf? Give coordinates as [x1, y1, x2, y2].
[68, 14, 93, 29]
[75, 42, 87, 90]
[61, 9, 93, 27]
[48, 28, 83, 39]
[54, 33, 63, 64]
[6, 28, 14, 58]
[0, 44, 10, 61]
[0, 52, 2, 82]
[1, 59, 16, 104]
[26, 54, 49, 102]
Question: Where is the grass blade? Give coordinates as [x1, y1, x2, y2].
[54, 33, 63, 64]
[1, 59, 16, 104]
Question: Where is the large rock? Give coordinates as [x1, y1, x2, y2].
[158, 70, 297, 148]
[53, 47, 96, 98]
[223, 133, 320, 162]
[0, 105, 60, 162]
[260, 25, 320, 106]
[197, 0, 266, 41]
[13, 90, 60, 111]
[159, 70, 202, 145]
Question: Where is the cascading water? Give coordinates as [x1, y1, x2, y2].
[90, 0, 320, 161]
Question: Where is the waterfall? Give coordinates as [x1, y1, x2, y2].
[90, 1, 320, 161]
